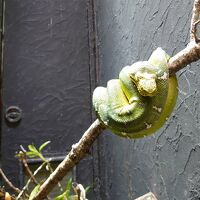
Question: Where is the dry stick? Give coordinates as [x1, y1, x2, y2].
[19, 152, 38, 185]
[16, 162, 47, 200]
[32, 0, 200, 199]
[0, 168, 21, 194]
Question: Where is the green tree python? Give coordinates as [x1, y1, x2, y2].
[92, 48, 178, 138]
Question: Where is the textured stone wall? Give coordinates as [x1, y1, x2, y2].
[96, 0, 200, 199]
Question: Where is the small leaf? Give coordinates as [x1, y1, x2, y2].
[28, 145, 38, 153]
[39, 141, 51, 152]
[26, 151, 39, 158]
[29, 184, 40, 200]
[15, 151, 23, 158]
[54, 193, 66, 200]
[54, 179, 72, 200]
[85, 186, 91, 194]
[65, 178, 72, 198]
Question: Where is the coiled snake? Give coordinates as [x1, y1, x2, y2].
[92, 48, 178, 138]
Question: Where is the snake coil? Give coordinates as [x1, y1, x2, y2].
[93, 48, 178, 138]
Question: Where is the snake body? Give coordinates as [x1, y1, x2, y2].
[92, 48, 178, 138]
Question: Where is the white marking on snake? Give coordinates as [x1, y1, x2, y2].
[153, 106, 162, 113]
[104, 121, 108, 125]
[158, 72, 168, 80]
[117, 105, 132, 116]
[121, 132, 128, 137]
[144, 122, 152, 129]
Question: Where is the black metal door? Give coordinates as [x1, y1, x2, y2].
[1, 0, 98, 198]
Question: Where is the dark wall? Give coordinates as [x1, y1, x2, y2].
[0, 1, 98, 199]
[96, 0, 200, 199]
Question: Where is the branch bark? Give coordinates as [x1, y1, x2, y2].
[168, 41, 200, 75]
[31, 0, 200, 199]
[168, 0, 200, 75]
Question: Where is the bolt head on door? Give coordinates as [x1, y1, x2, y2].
[5, 106, 22, 123]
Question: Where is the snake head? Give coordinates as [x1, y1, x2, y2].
[133, 71, 157, 97]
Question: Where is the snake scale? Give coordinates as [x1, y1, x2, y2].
[92, 48, 178, 138]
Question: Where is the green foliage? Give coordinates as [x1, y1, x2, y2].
[54, 178, 72, 200]
[39, 141, 51, 152]
[15, 141, 90, 200]
[26, 141, 51, 162]
[85, 186, 91, 194]
[28, 185, 40, 200]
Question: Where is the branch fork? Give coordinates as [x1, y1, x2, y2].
[168, 0, 200, 74]
[191, 19, 200, 43]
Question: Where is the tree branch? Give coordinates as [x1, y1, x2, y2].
[168, 0, 200, 75]
[190, 0, 200, 42]
[31, 0, 200, 199]
[31, 119, 105, 200]
[168, 41, 200, 75]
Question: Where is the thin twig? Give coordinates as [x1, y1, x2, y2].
[0, 168, 21, 194]
[192, 19, 200, 43]
[190, 0, 200, 41]
[18, 151, 38, 185]
[16, 162, 46, 200]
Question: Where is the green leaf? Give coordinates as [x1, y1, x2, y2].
[29, 184, 40, 200]
[27, 144, 42, 158]
[54, 193, 66, 200]
[28, 145, 38, 153]
[65, 178, 72, 198]
[54, 178, 72, 200]
[26, 151, 39, 158]
[39, 141, 51, 152]
[15, 151, 23, 157]
[85, 186, 91, 194]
